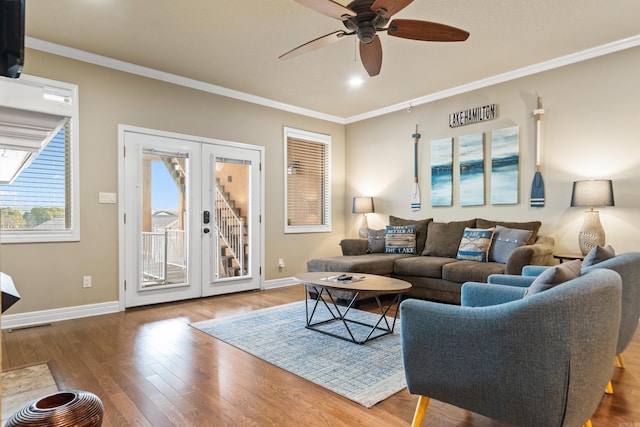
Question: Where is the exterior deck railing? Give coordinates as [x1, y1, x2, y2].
[141, 229, 186, 286]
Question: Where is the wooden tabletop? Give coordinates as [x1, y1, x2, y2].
[294, 272, 412, 293]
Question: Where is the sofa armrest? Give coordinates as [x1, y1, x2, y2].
[461, 282, 528, 306]
[339, 239, 368, 255]
[504, 234, 554, 275]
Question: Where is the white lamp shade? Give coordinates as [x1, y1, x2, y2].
[570, 180, 614, 208]
[352, 197, 374, 214]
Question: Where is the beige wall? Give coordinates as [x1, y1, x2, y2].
[345, 46, 640, 254]
[3, 44, 639, 316]
[0, 49, 346, 314]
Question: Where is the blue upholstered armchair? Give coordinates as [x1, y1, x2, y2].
[400, 269, 622, 427]
[482, 251, 640, 394]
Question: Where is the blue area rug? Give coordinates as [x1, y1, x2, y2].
[191, 300, 406, 407]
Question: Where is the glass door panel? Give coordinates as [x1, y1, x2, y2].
[214, 158, 250, 279]
[140, 150, 188, 288]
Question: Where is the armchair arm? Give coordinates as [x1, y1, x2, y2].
[504, 234, 554, 274]
[522, 265, 551, 276]
[461, 282, 527, 307]
[487, 273, 535, 287]
[339, 239, 368, 255]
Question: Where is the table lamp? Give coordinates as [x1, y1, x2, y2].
[570, 179, 614, 255]
[352, 197, 374, 238]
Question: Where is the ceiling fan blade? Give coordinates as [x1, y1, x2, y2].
[279, 31, 349, 60]
[294, 0, 356, 20]
[387, 19, 470, 42]
[371, 0, 414, 17]
[359, 35, 383, 77]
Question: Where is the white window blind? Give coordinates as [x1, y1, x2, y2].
[284, 127, 331, 233]
[1, 121, 70, 230]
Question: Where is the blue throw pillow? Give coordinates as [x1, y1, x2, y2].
[525, 259, 582, 296]
[582, 245, 615, 267]
[488, 225, 533, 264]
[456, 227, 495, 262]
[384, 225, 417, 254]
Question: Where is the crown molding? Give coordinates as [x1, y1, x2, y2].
[344, 34, 640, 124]
[25, 37, 346, 124]
[26, 35, 640, 125]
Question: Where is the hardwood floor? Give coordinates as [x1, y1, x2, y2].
[2, 285, 639, 426]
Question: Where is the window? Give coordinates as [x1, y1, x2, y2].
[284, 127, 331, 233]
[0, 75, 79, 243]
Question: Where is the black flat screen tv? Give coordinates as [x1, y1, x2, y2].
[0, 0, 25, 79]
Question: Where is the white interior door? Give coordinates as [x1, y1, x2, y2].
[120, 127, 262, 308]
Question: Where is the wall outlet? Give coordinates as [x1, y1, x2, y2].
[83, 275, 92, 288]
[278, 258, 285, 269]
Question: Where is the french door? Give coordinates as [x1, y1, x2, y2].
[120, 126, 262, 308]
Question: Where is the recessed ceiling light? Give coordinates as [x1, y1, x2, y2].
[348, 76, 364, 87]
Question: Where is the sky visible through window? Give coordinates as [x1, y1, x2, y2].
[0, 131, 66, 210]
[151, 160, 179, 211]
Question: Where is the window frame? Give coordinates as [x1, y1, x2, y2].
[0, 74, 80, 243]
[283, 127, 331, 234]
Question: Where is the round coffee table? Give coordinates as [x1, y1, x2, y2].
[294, 272, 412, 344]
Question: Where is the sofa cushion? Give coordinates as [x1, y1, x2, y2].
[423, 219, 477, 257]
[385, 224, 417, 254]
[582, 245, 615, 267]
[393, 256, 457, 279]
[525, 259, 582, 296]
[306, 253, 412, 276]
[442, 260, 506, 283]
[389, 216, 432, 254]
[456, 227, 495, 262]
[476, 219, 541, 245]
[488, 225, 533, 263]
[367, 228, 386, 253]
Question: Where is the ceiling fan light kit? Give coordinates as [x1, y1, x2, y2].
[281, 0, 469, 76]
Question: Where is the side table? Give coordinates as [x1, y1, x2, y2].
[553, 253, 585, 264]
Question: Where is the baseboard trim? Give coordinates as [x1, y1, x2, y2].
[1, 301, 120, 330]
[2, 280, 300, 329]
[263, 277, 297, 290]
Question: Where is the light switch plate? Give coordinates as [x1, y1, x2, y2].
[99, 192, 117, 204]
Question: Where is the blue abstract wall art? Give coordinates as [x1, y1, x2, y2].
[491, 126, 520, 205]
[430, 137, 453, 207]
[459, 133, 485, 206]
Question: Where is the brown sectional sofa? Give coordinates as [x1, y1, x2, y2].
[306, 217, 554, 304]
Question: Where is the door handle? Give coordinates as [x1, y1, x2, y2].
[203, 210, 210, 224]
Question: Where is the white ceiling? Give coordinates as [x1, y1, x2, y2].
[25, 0, 640, 121]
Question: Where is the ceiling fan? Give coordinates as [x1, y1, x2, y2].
[279, 0, 470, 77]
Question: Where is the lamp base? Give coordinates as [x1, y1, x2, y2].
[358, 214, 369, 238]
[578, 210, 605, 255]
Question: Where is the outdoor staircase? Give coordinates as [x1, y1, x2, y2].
[149, 156, 247, 280]
[216, 178, 248, 278]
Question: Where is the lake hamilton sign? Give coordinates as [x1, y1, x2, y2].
[449, 104, 497, 128]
